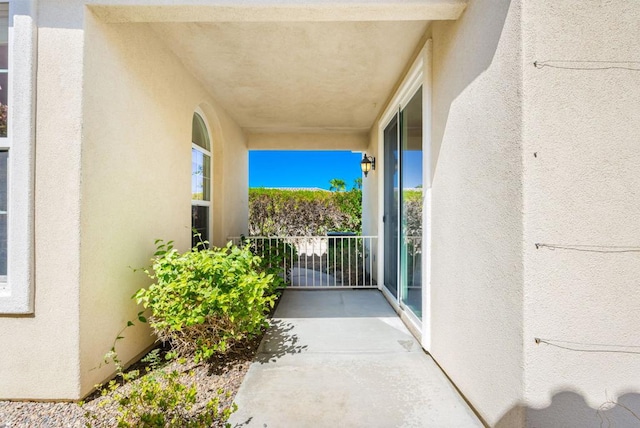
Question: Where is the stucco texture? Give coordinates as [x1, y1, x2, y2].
[79, 13, 249, 396]
[1, 0, 249, 398]
[520, 1, 640, 426]
[429, 0, 524, 426]
[0, 1, 85, 399]
[4, 2, 640, 425]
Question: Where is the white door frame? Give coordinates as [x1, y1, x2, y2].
[376, 40, 432, 351]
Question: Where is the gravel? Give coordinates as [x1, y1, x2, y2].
[0, 334, 262, 428]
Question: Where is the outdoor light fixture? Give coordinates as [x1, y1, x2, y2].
[360, 153, 376, 177]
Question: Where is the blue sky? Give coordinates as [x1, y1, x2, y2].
[249, 150, 423, 189]
[249, 151, 363, 190]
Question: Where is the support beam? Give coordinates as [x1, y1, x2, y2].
[247, 132, 369, 151]
[89, 0, 467, 23]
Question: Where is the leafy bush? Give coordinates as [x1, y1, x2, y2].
[249, 188, 362, 236]
[248, 238, 298, 289]
[402, 189, 423, 253]
[326, 237, 370, 285]
[134, 240, 275, 362]
[109, 370, 235, 428]
[86, 350, 236, 428]
[333, 189, 362, 233]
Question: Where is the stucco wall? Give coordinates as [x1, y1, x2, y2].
[362, 132, 378, 236]
[429, 0, 524, 425]
[0, 1, 84, 399]
[520, 1, 640, 426]
[361, 131, 378, 282]
[79, 13, 248, 396]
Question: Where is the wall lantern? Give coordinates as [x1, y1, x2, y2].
[360, 153, 376, 177]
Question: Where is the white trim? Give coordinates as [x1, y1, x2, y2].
[191, 110, 213, 243]
[380, 284, 423, 343]
[379, 55, 425, 132]
[421, 40, 433, 351]
[191, 142, 211, 158]
[193, 107, 213, 149]
[380, 284, 400, 313]
[376, 39, 432, 344]
[0, 0, 36, 314]
[400, 303, 423, 340]
[376, 116, 385, 297]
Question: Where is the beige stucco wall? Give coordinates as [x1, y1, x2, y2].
[366, 1, 640, 426]
[429, 0, 524, 425]
[520, 1, 640, 426]
[79, 13, 248, 396]
[361, 131, 378, 283]
[4, 0, 639, 419]
[0, 1, 248, 399]
[361, 131, 378, 239]
[0, 2, 85, 399]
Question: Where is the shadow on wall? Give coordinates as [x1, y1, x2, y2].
[496, 391, 640, 428]
[430, 0, 512, 176]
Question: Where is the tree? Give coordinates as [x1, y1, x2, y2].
[329, 178, 346, 192]
[353, 178, 363, 190]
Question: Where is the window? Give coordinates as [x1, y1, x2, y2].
[191, 113, 211, 247]
[0, 3, 8, 285]
[0, 1, 36, 313]
[0, 150, 6, 281]
[0, 4, 7, 138]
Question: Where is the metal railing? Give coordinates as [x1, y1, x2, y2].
[228, 235, 378, 288]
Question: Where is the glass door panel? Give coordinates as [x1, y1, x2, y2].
[400, 88, 423, 319]
[383, 115, 399, 298]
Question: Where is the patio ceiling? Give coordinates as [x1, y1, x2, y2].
[151, 20, 429, 136]
[91, 1, 467, 148]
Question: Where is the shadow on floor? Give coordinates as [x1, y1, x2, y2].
[496, 391, 640, 427]
[255, 319, 308, 364]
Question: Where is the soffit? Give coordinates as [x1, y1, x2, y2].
[150, 20, 430, 133]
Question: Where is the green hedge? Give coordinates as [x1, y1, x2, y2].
[249, 188, 362, 236]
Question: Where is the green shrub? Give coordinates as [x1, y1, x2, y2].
[134, 240, 275, 362]
[86, 357, 236, 428]
[326, 237, 368, 285]
[248, 188, 361, 235]
[109, 369, 235, 428]
[333, 188, 362, 233]
[248, 238, 298, 289]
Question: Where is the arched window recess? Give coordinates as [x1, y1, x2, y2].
[191, 112, 212, 248]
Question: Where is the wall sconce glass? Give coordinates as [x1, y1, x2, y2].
[360, 153, 376, 177]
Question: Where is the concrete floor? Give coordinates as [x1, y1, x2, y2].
[229, 289, 483, 428]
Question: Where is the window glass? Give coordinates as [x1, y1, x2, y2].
[191, 148, 211, 201]
[0, 4, 8, 138]
[400, 87, 423, 319]
[192, 114, 210, 151]
[191, 206, 209, 248]
[0, 150, 7, 278]
[191, 113, 211, 246]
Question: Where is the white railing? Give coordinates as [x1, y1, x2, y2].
[228, 235, 378, 288]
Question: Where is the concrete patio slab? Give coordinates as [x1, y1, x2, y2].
[229, 289, 483, 428]
[289, 267, 337, 287]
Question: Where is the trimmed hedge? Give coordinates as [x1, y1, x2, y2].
[249, 188, 362, 236]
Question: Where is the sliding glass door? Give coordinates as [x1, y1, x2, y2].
[383, 115, 399, 298]
[400, 88, 423, 318]
[383, 87, 423, 320]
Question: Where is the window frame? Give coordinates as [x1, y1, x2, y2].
[0, 0, 36, 314]
[376, 40, 433, 349]
[191, 111, 212, 245]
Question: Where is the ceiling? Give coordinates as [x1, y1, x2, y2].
[150, 20, 430, 134]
